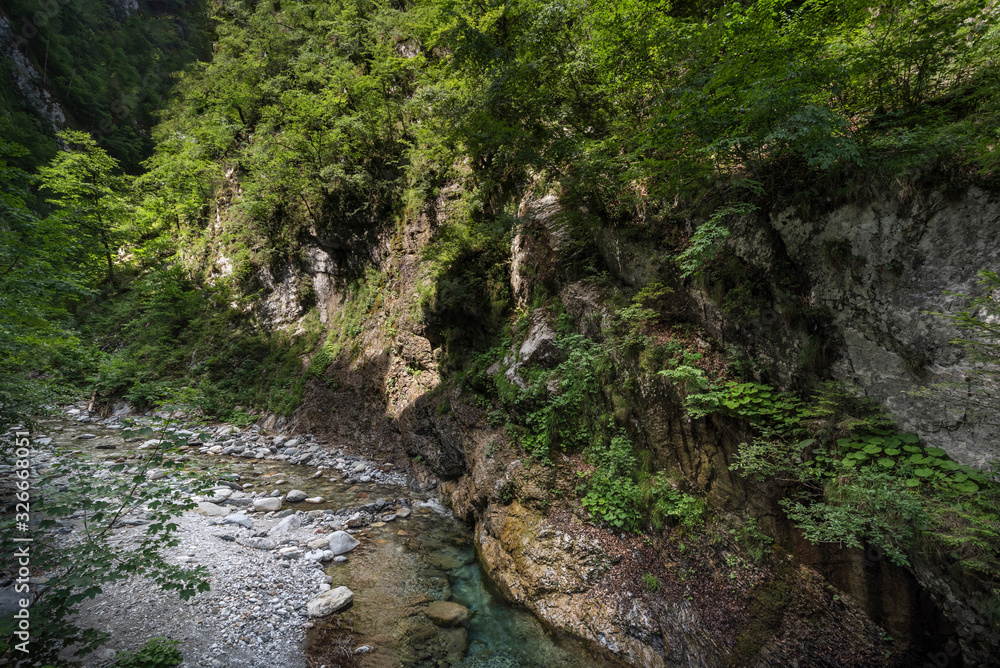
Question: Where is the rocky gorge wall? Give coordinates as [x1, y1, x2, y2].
[721, 188, 1000, 469]
[236, 184, 1000, 666]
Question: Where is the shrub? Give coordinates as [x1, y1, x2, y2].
[579, 434, 642, 531]
[114, 637, 183, 668]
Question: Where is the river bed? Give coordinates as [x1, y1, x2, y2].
[31, 413, 608, 667]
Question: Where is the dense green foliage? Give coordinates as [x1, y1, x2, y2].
[0, 136, 97, 430]
[4, 0, 998, 422]
[698, 378, 1000, 577]
[81, 266, 324, 418]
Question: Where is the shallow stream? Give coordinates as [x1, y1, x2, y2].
[37, 418, 609, 667]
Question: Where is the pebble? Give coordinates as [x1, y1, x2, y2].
[35, 424, 333, 668]
[30, 404, 430, 666]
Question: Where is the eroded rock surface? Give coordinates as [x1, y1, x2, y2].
[476, 501, 668, 667]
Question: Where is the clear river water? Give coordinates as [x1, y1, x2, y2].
[38, 417, 614, 667]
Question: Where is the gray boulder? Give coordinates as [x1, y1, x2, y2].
[268, 514, 301, 536]
[306, 586, 353, 617]
[194, 502, 230, 517]
[239, 537, 276, 551]
[221, 513, 254, 530]
[285, 489, 308, 503]
[327, 531, 360, 555]
[253, 497, 281, 512]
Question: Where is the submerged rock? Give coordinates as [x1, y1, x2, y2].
[425, 552, 464, 571]
[424, 601, 471, 627]
[306, 586, 353, 617]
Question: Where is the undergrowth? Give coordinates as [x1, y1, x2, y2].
[80, 265, 324, 420]
[681, 379, 1000, 588]
[306, 268, 390, 380]
[473, 289, 710, 533]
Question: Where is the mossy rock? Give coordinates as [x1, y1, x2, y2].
[729, 580, 792, 665]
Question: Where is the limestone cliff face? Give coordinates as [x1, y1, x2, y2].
[242, 184, 999, 666]
[716, 188, 1000, 468]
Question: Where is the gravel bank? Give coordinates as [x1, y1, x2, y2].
[74, 512, 328, 668]
[2, 405, 425, 667]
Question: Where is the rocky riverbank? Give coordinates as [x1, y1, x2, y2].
[1, 404, 435, 667]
